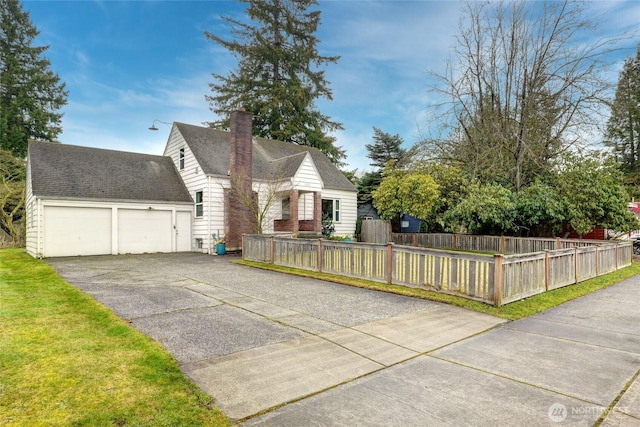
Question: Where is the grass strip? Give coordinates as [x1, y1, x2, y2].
[235, 259, 640, 321]
[0, 249, 230, 427]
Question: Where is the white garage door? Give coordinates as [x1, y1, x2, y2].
[118, 209, 172, 254]
[44, 206, 112, 257]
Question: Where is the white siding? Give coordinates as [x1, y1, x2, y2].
[292, 154, 323, 191]
[252, 180, 291, 234]
[322, 189, 358, 238]
[165, 127, 213, 252]
[25, 159, 39, 257]
[205, 176, 228, 251]
[299, 192, 314, 220]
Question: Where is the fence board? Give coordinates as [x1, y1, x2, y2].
[243, 235, 271, 262]
[547, 249, 576, 290]
[618, 242, 633, 267]
[275, 238, 317, 270]
[598, 245, 618, 275]
[322, 241, 388, 283]
[576, 247, 598, 282]
[502, 252, 546, 304]
[361, 220, 390, 244]
[504, 237, 557, 254]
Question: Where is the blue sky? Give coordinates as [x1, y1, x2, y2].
[23, 0, 640, 173]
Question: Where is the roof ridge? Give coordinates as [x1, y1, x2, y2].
[28, 139, 168, 160]
[269, 150, 309, 164]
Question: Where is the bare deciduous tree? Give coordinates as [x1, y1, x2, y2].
[426, 0, 632, 190]
[226, 168, 290, 235]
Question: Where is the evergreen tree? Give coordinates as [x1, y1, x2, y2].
[205, 0, 344, 164]
[365, 127, 406, 170]
[0, 0, 68, 158]
[356, 171, 381, 206]
[605, 45, 640, 198]
[357, 128, 406, 205]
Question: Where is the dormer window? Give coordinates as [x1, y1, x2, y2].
[179, 148, 185, 170]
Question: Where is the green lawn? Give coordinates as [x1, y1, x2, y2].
[0, 249, 230, 427]
[236, 259, 640, 321]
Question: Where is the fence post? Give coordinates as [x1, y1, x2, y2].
[556, 237, 560, 250]
[387, 242, 393, 285]
[270, 235, 275, 264]
[494, 254, 503, 307]
[544, 250, 549, 292]
[574, 247, 578, 284]
[500, 235, 505, 254]
[453, 234, 458, 250]
[595, 246, 600, 277]
[413, 233, 418, 246]
[317, 238, 323, 273]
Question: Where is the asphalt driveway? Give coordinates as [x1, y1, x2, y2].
[46, 253, 640, 426]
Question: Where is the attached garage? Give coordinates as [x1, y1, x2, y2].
[26, 141, 194, 258]
[44, 206, 112, 257]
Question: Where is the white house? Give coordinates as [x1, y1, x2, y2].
[25, 109, 357, 257]
[164, 109, 357, 253]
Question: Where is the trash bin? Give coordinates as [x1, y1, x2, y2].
[216, 243, 226, 255]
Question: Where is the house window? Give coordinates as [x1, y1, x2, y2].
[195, 238, 203, 249]
[179, 148, 185, 170]
[282, 197, 290, 219]
[322, 199, 340, 222]
[195, 191, 203, 217]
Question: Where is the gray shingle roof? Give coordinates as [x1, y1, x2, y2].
[28, 140, 193, 203]
[174, 122, 356, 192]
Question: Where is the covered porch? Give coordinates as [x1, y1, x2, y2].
[273, 189, 322, 235]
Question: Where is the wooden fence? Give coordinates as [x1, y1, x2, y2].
[392, 233, 612, 254]
[360, 220, 390, 244]
[243, 235, 633, 306]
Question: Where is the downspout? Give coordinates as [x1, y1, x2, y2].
[208, 174, 212, 254]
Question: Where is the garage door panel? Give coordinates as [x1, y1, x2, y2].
[118, 209, 172, 254]
[44, 207, 112, 257]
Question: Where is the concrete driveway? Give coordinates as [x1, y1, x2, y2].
[46, 253, 640, 426]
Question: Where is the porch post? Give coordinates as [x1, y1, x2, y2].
[313, 192, 322, 233]
[290, 189, 299, 236]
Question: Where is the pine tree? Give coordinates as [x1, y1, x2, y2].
[365, 127, 406, 170]
[0, 0, 68, 158]
[605, 45, 640, 198]
[205, 0, 344, 164]
[357, 128, 406, 206]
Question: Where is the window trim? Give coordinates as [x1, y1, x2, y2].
[179, 147, 185, 170]
[322, 198, 341, 223]
[195, 190, 203, 217]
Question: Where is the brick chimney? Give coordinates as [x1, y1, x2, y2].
[226, 108, 255, 249]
